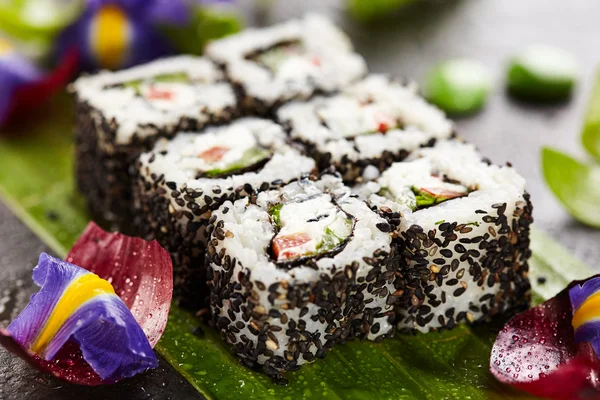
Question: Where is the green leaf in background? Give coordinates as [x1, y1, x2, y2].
[161, 7, 242, 56]
[346, 0, 417, 22]
[541, 147, 600, 228]
[0, 93, 594, 399]
[0, 0, 83, 61]
[506, 45, 578, 102]
[424, 59, 493, 116]
[582, 69, 600, 160]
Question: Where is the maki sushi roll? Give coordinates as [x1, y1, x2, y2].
[277, 74, 454, 183]
[207, 173, 397, 382]
[362, 140, 533, 332]
[133, 118, 316, 304]
[73, 55, 238, 225]
[205, 14, 367, 114]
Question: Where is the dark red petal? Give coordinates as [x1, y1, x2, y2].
[6, 48, 79, 124]
[490, 278, 600, 399]
[66, 221, 173, 347]
[0, 331, 103, 386]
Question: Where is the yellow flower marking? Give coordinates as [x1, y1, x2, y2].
[91, 5, 130, 69]
[572, 291, 600, 330]
[0, 38, 13, 56]
[30, 273, 116, 356]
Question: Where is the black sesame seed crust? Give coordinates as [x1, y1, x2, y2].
[206, 181, 399, 382]
[224, 69, 361, 119]
[74, 95, 239, 228]
[278, 122, 440, 185]
[381, 194, 533, 334]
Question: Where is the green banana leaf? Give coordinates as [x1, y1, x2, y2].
[0, 93, 593, 399]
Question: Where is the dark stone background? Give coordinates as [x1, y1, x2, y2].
[2, 0, 600, 398]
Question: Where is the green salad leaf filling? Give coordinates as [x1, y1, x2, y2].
[411, 186, 467, 210]
[204, 147, 271, 177]
[412, 187, 440, 209]
[269, 203, 283, 228]
[122, 72, 191, 93]
[316, 218, 353, 254]
[253, 41, 305, 72]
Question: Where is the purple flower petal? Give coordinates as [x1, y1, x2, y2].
[144, 0, 190, 25]
[0, 48, 44, 125]
[84, 0, 189, 22]
[0, 44, 78, 128]
[126, 19, 174, 67]
[1, 53, 43, 82]
[6, 253, 86, 350]
[56, 0, 191, 70]
[570, 277, 600, 359]
[50, 296, 157, 381]
[0, 223, 171, 386]
[5, 253, 157, 382]
[573, 320, 600, 359]
[570, 277, 600, 311]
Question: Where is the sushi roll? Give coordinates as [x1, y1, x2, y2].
[205, 14, 367, 114]
[207, 173, 398, 382]
[361, 140, 533, 332]
[277, 74, 454, 183]
[132, 118, 316, 304]
[73, 55, 238, 225]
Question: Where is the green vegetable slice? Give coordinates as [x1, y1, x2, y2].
[507, 45, 578, 102]
[122, 72, 191, 92]
[0, 92, 594, 399]
[424, 59, 492, 116]
[411, 186, 467, 210]
[269, 203, 283, 227]
[153, 72, 189, 83]
[412, 187, 438, 209]
[252, 41, 305, 72]
[316, 218, 353, 253]
[582, 69, 600, 160]
[203, 147, 271, 177]
[541, 147, 600, 228]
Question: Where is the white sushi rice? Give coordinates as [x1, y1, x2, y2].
[73, 55, 237, 144]
[205, 14, 367, 107]
[208, 174, 396, 375]
[277, 74, 454, 179]
[142, 119, 315, 198]
[362, 140, 531, 332]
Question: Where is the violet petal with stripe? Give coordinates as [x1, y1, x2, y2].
[0, 222, 173, 385]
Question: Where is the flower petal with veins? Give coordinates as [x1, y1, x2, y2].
[0, 222, 173, 385]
